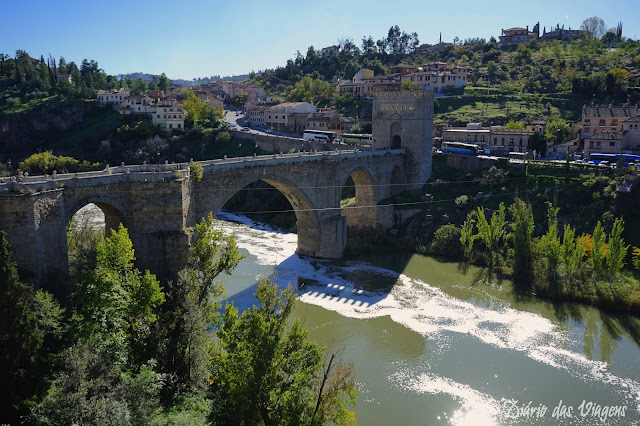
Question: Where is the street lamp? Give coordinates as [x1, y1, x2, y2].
[7, 159, 11, 179]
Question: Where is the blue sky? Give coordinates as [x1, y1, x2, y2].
[2, 0, 639, 80]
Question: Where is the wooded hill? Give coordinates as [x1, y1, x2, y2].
[247, 25, 640, 126]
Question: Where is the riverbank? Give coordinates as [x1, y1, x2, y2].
[348, 155, 640, 314]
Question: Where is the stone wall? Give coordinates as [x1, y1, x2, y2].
[443, 153, 516, 171]
[230, 130, 351, 153]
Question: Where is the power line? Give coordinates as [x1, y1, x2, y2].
[0, 180, 566, 222]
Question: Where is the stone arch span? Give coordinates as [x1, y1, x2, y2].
[340, 166, 378, 229]
[66, 196, 128, 235]
[193, 172, 329, 258]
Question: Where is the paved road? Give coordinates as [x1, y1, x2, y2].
[222, 108, 304, 139]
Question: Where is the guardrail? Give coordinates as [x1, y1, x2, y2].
[0, 149, 404, 193]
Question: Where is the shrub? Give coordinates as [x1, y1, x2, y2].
[430, 224, 462, 258]
[215, 130, 231, 144]
[455, 195, 469, 209]
[189, 162, 204, 183]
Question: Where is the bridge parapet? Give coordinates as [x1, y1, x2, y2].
[0, 149, 405, 194]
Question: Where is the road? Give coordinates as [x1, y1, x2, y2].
[222, 107, 304, 139]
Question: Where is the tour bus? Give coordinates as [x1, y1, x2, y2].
[440, 141, 479, 156]
[589, 153, 640, 166]
[341, 133, 373, 146]
[303, 130, 337, 142]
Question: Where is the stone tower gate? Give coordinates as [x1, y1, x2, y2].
[371, 90, 434, 190]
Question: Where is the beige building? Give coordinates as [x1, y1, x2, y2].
[305, 110, 355, 135]
[247, 104, 269, 127]
[403, 62, 467, 93]
[442, 122, 537, 154]
[265, 102, 317, 130]
[337, 74, 401, 99]
[499, 26, 539, 44]
[97, 88, 130, 107]
[583, 117, 640, 157]
[581, 104, 640, 137]
[321, 45, 339, 59]
[151, 102, 186, 130]
[442, 123, 490, 146]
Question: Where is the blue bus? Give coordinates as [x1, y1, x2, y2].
[441, 142, 479, 156]
[589, 153, 640, 166]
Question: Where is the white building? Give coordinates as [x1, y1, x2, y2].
[97, 88, 130, 107]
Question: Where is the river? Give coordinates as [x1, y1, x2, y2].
[214, 212, 640, 426]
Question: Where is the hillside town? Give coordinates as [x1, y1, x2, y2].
[94, 44, 639, 161]
[3, 8, 640, 426]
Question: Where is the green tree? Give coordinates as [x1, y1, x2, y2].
[401, 79, 422, 91]
[505, 120, 525, 130]
[158, 72, 170, 92]
[161, 213, 244, 394]
[544, 118, 570, 143]
[539, 203, 562, 288]
[632, 247, 640, 270]
[591, 221, 606, 282]
[28, 343, 165, 426]
[509, 199, 534, 282]
[71, 224, 165, 366]
[460, 214, 475, 260]
[474, 203, 506, 266]
[581, 16, 606, 39]
[0, 231, 64, 424]
[289, 75, 334, 104]
[212, 278, 357, 425]
[560, 224, 585, 288]
[430, 224, 462, 258]
[605, 217, 630, 287]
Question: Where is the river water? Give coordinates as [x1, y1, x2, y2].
[214, 212, 640, 426]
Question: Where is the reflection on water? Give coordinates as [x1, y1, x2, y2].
[215, 212, 640, 425]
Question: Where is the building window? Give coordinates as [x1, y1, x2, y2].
[610, 142, 615, 147]
[599, 119, 606, 126]
[169, 124, 173, 129]
[596, 141, 601, 149]
[589, 141, 594, 149]
[584, 127, 590, 134]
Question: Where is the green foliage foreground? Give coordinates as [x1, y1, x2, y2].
[1, 214, 357, 425]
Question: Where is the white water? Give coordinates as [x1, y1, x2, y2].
[216, 212, 640, 425]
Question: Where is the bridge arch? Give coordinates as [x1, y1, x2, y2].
[66, 196, 128, 234]
[194, 172, 327, 257]
[64, 196, 128, 283]
[340, 165, 378, 229]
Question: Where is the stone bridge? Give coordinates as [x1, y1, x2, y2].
[0, 149, 413, 292]
[0, 90, 434, 293]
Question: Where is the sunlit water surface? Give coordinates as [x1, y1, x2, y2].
[212, 213, 640, 425]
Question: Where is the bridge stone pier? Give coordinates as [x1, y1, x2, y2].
[0, 90, 433, 293]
